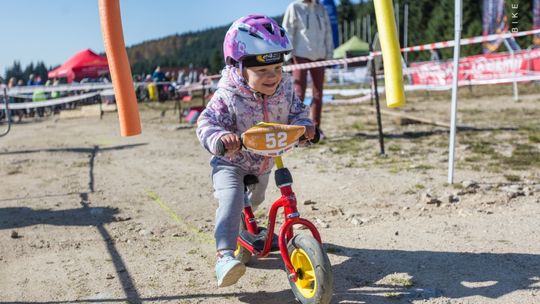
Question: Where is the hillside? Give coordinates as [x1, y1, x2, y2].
[126, 25, 229, 75]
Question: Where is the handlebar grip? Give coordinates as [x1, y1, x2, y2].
[299, 127, 321, 144]
[215, 139, 226, 156]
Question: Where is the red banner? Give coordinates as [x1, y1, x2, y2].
[409, 49, 540, 85]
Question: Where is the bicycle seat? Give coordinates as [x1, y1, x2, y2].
[244, 174, 259, 186]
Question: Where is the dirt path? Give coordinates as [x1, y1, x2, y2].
[1, 92, 539, 304]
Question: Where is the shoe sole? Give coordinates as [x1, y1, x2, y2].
[217, 263, 246, 288]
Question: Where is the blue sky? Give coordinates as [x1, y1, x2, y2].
[0, 0, 352, 75]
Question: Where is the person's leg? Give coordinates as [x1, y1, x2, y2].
[211, 160, 246, 287]
[292, 56, 309, 102]
[212, 162, 245, 251]
[309, 65, 325, 128]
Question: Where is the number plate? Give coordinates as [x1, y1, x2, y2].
[242, 122, 306, 156]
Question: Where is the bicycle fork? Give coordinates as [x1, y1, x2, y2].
[273, 156, 322, 282]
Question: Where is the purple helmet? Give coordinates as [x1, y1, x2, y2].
[223, 15, 292, 66]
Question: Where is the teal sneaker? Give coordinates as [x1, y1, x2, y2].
[215, 252, 246, 287]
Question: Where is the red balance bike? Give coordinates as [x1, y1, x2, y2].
[217, 122, 334, 304]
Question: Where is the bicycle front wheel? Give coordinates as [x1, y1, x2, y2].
[287, 234, 333, 304]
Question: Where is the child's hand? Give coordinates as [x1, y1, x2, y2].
[220, 133, 241, 153]
[304, 125, 316, 141]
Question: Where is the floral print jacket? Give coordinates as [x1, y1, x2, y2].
[196, 65, 312, 175]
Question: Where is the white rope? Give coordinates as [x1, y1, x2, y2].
[0, 92, 99, 110]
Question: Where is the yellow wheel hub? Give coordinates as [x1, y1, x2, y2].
[291, 248, 316, 298]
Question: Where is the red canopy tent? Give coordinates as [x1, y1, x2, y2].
[48, 49, 109, 83]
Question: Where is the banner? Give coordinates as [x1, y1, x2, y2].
[409, 49, 540, 85]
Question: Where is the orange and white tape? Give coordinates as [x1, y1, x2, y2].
[283, 29, 540, 72]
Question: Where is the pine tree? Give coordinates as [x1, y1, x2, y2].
[5, 61, 24, 83]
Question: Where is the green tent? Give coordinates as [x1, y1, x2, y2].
[333, 36, 370, 59]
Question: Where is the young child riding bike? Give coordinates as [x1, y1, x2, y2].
[196, 14, 315, 287]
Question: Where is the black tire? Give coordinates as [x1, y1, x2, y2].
[287, 234, 333, 304]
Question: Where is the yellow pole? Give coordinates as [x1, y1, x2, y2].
[275, 156, 284, 169]
[374, 0, 406, 108]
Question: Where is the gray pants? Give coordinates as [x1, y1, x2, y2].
[211, 158, 270, 251]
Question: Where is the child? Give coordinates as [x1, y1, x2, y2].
[196, 15, 315, 287]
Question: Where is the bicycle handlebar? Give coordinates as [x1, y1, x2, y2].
[215, 137, 228, 156]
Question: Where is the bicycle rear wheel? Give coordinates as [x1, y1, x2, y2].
[287, 234, 333, 304]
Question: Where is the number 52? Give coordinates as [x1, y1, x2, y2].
[265, 132, 287, 148]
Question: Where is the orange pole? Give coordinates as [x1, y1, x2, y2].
[98, 0, 141, 136]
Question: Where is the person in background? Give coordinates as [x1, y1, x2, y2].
[430, 49, 443, 62]
[177, 69, 186, 85]
[7, 78, 24, 122]
[26, 74, 36, 86]
[35, 75, 43, 85]
[152, 66, 165, 82]
[152, 66, 166, 101]
[283, 0, 334, 138]
[185, 63, 199, 85]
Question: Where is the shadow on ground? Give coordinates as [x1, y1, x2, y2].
[325, 243, 540, 303]
[4, 241, 538, 304]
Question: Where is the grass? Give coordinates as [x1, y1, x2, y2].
[529, 133, 540, 143]
[332, 138, 364, 155]
[321, 91, 540, 175]
[408, 164, 434, 171]
[468, 141, 497, 155]
[502, 144, 540, 170]
[504, 174, 521, 182]
[388, 144, 401, 152]
[388, 275, 415, 288]
[464, 155, 483, 163]
[522, 126, 540, 143]
[383, 292, 403, 299]
[351, 121, 366, 131]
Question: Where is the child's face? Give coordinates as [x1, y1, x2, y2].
[242, 63, 283, 96]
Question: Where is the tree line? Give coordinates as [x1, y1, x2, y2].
[3, 61, 51, 85]
[2, 0, 535, 82]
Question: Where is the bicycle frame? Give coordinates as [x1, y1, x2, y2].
[237, 155, 322, 282]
